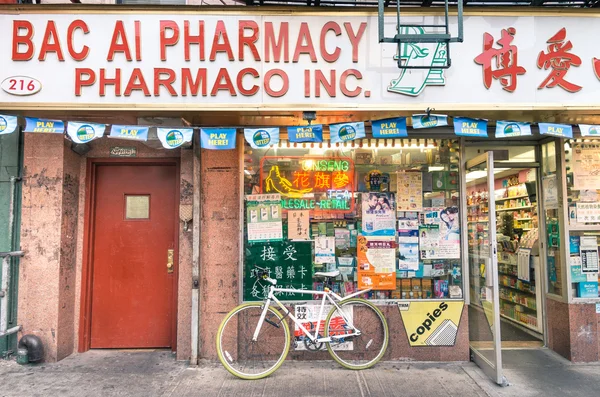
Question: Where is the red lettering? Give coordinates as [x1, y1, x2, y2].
[154, 68, 177, 96]
[135, 21, 141, 61]
[67, 20, 90, 61]
[184, 21, 205, 61]
[211, 68, 236, 96]
[182, 68, 207, 96]
[304, 69, 310, 97]
[236, 67, 259, 96]
[344, 22, 366, 63]
[315, 70, 336, 97]
[293, 23, 317, 63]
[239, 20, 260, 61]
[264, 22, 289, 63]
[160, 20, 179, 61]
[99, 68, 121, 96]
[320, 22, 341, 63]
[39, 21, 64, 61]
[264, 69, 289, 97]
[107, 21, 132, 61]
[75, 68, 95, 96]
[594, 58, 600, 81]
[12, 20, 34, 61]
[340, 69, 362, 97]
[124, 68, 150, 96]
[210, 20, 234, 62]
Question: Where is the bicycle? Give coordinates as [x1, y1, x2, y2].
[216, 267, 389, 380]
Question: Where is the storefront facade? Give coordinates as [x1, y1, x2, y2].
[1, 4, 600, 380]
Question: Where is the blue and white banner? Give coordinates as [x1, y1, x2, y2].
[372, 117, 407, 138]
[109, 125, 149, 141]
[579, 124, 600, 137]
[157, 128, 194, 149]
[24, 117, 64, 133]
[495, 121, 532, 138]
[66, 122, 106, 144]
[200, 128, 237, 150]
[411, 114, 448, 129]
[287, 125, 323, 143]
[0, 114, 18, 135]
[539, 123, 573, 138]
[453, 117, 488, 137]
[244, 127, 279, 149]
[329, 122, 366, 143]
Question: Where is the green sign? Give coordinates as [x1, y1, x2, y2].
[244, 241, 313, 301]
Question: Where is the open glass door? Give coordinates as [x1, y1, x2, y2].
[466, 152, 507, 386]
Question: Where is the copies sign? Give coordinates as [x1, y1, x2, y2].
[398, 301, 464, 347]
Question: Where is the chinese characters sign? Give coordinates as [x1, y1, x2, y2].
[287, 210, 310, 240]
[244, 241, 313, 301]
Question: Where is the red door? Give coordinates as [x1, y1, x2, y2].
[90, 163, 177, 348]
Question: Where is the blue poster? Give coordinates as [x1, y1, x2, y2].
[495, 121, 532, 138]
[244, 127, 279, 149]
[66, 122, 106, 144]
[0, 114, 18, 135]
[372, 117, 407, 138]
[287, 125, 323, 143]
[579, 124, 600, 137]
[109, 125, 149, 141]
[411, 114, 448, 129]
[157, 128, 194, 149]
[24, 117, 64, 134]
[200, 128, 237, 150]
[539, 123, 573, 138]
[329, 122, 366, 143]
[453, 117, 488, 137]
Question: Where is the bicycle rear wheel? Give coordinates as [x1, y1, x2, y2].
[324, 298, 388, 370]
[216, 302, 290, 380]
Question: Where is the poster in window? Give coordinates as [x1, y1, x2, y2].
[398, 217, 420, 271]
[357, 235, 396, 290]
[293, 304, 353, 351]
[246, 194, 283, 242]
[396, 173, 423, 211]
[361, 192, 396, 236]
[287, 210, 310, 240]
[580, 236, 599, 274]
[542, 174, 559, 210]
[572, 143, 600, 191]
[315, 236, 336, 265]
[419, 207, 460, 259]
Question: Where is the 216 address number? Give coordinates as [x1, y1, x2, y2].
[1, 76, 42, 96]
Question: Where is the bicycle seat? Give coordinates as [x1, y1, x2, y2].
[314, 270, 340, 278]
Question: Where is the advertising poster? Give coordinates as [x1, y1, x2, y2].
[287, 210, 310, 240]
[246, 194, 283, 242]
[396, 173, 423, 211]
[419, 207, 460, 259]
[398, 217, 419, 271]
[542, 174, 559, 210]
[580, 236, 599, 274]
[361, 192, 396, 236]
[315, 236, 336, 265]
[357, 235, 396, 290]
[572, 143, 600, 190]
[398, 301, 464, 346]
[293, 304, 353, 351]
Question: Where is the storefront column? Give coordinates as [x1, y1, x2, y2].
[199, 145, 241, 359]
[18, 134, 80, 362]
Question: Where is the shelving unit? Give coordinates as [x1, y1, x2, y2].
[496, 205, 532, 212]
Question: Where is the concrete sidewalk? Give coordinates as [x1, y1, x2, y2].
[0, 349, 598, 397]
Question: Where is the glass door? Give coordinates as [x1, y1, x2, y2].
[466, 152, 507, 386]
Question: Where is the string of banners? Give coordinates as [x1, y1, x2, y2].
[1, 114, 598, 150]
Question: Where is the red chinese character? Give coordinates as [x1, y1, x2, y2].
[537, 28, 582, 92]
[474, 27, 526, 93]
[594, 58, 600, 81]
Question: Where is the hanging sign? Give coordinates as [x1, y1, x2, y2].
[329, 122, 366, 143]
[157, 128, 193, 149]
[579, 124, 600, 137]
[453, 117, 488, 137]
[398, 301, 464, 346]
[287, 125, 323, 143]
[200, 128, 236, 150]
[495, 121, 532, 138]
[371, 117, 408, 138]
[66, 121, 105, 144]
[23, 117, 64, 133]
[109, 125, 149, 141]
[411, 114, 448, 129]
[0, 114, 18, 135]
[539, 123, 573, 138]
[244, 127, 279, 149]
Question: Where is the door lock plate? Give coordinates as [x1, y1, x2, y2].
[167, 249, 174, 274]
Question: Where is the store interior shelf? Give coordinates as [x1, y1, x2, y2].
[496, 206, 533, 212]
[494, 194, 529, 202]
[500, 313, 541, 333]
[500, 283, 536, 295]
[515, 217, 533, 221]
[500, 297, 537, 311]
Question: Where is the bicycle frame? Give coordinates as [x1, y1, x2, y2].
[252, 283, 371, 344]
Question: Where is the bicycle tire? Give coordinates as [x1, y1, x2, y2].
[324, 298, 389, 370]
[216, 302, 291, 380]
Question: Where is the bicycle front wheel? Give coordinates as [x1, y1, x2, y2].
[216, 302, 291, 380]
[324, 298, 388, 370]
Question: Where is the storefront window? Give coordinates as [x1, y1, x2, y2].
[242, 138, 463, 302]
[564, 139, 600, 299]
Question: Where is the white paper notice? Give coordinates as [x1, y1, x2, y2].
[517, 248, 531, 282]
[396, 173, 423, 211]
[315, 236, 336, 264]
[580, 236, 599, 273]
[542, 174, 559, 210]
[576, 202, 600, 223]
[573, 143, 600, 191]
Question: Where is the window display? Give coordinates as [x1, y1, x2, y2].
[242, 138, 463, 302]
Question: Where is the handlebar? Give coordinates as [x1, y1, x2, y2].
[254, 266, 277, 285]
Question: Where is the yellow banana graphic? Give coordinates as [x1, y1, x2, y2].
[265, 165, 313, 198]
